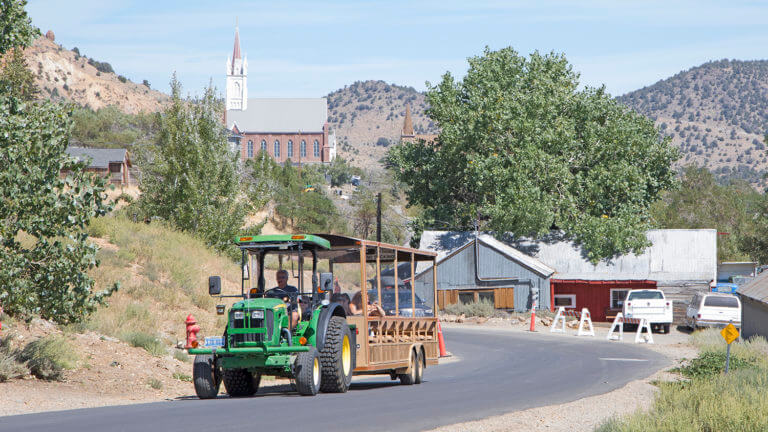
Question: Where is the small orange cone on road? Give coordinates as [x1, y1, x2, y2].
[437, 321, 449, 357]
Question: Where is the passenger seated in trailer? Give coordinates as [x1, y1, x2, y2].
[350, 290, 386, 316]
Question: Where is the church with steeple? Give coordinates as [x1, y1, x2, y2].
[224, 26, 335, 164]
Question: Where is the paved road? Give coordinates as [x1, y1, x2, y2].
[0, 327, 668, 432]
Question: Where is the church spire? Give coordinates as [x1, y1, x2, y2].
[402, 105, 415, 137]
[232, 26, 241, 71]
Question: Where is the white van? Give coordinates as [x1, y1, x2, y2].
[685, 293, 741, 329]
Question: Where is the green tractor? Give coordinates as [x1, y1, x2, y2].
[187, 234, 355, 398]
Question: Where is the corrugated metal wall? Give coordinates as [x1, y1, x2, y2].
[423, 239, 550, 312]
[741, 296, 768, 340]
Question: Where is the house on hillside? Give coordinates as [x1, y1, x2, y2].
[419, 230, 717, 322]
[737, 271, 768, 340]
[64, 147, 132, 186]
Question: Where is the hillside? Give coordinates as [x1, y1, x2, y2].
[617, 59, 768, 186]
[326, 80, 437, 171]
[22, 33, 167, 114]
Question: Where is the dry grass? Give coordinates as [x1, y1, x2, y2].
[84, 214, 241, 349]
[17, 335, 79, 381]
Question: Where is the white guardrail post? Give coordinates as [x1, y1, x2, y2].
[634, 318, 654, 344]
[607, 313, 624, 341]
[576, 308, 595, 337]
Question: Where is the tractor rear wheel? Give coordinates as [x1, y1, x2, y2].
[223, 368, 256, 397]
[295, 346, 321, 396]
[398, 349, 417, 385]
[193, 354, 221, 399]
[319, 316, 354, 393]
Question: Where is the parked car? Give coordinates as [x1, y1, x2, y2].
[622, 289, 673, 333]
[686, 293, 741, 330]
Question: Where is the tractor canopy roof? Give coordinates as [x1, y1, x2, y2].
[235, 234, 331, 250]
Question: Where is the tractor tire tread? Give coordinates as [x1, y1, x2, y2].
[193, 355, 220, 399]
[295, 347, 320, 396]
[223, 368, 255, 397]
[319, 316, 353, 393]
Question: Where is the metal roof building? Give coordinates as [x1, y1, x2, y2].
[420, 230, 717, 321]
[737, 271, 768, 340]
[226, 98, 328, 133]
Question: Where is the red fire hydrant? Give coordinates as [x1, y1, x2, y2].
[185, 314, 200, 349]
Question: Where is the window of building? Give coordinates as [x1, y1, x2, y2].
[610, 289, 630, 309]
[554, 294, 576, 309]
[261, 140, 267, 152]
[458, 291, 475, 304]
[274, 140, 280, 158]
[300, 140, 307, 157]
[477, 291, 494, 304]
[313, 139, 320, 157]
[287, 140, 293, 158]
[247, 140, 253, 158]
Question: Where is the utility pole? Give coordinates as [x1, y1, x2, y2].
[376, 192, 382, 243]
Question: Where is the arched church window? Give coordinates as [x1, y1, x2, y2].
[287, 140, 293, 158]
[300, 140, 307, 157]
[247, 140, 253, 158]
[274, 140, 280, 158]
[313, 140, 320, 157]
[261, 140, 267, 152]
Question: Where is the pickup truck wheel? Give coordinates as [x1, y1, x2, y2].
[223, 368, 256, 397]
[193, 355, 221, 399]
[398, 349, 417, 385]
[295, 346, 321, 396]
[319, 316, 354, 393]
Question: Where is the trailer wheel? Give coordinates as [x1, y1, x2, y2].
[295, 346, 321, 396]
[414, 349, 424, 384]
[319, 316, 354, 393]
[398, 349, 417, 385]
[193, 354, 221, 399]
[223, 368, 256, 397]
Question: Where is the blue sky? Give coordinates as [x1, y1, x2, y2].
[26, 0, 768, 98]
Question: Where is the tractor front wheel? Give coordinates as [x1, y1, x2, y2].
[223, 368, 256, 397]
[193, 354, 221, 399]
[319, 316, 354, 393]
[295, 346, 321, 396]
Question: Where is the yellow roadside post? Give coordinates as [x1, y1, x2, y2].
[720, 323, 739, 374]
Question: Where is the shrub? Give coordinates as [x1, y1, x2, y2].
[444, 299, 496, 317]
[173, 349, 190, 363]
[17, 335, 79, 381]
[121, 331, 166, 357]
[148, 377, 163, 389]
[172, 372, 191, 382]
[0, 335, 29, 382]
[117, 75, 127, 83]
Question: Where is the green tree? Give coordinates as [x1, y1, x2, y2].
[388, 47, 678, 262]
[0, 0, 39, 54]
[138, 75, 248, 255]
[0, 46, 37, 100]
[327, 156, 360, 187]
[650, 166, 760, 261]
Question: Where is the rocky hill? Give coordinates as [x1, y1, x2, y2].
[326, 80, 437, 171]
[617, 59, 768, 185]
[22, 32, 167, 114]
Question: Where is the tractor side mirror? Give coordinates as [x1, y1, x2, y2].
[208, 276, 221, 296]
[319, 272, 333, 294]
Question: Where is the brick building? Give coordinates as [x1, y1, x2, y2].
[224, 27, 336, 164]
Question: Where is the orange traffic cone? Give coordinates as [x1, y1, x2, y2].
[437, 321, 448, 357]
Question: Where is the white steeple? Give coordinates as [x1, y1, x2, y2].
[226, 24, 247, 111]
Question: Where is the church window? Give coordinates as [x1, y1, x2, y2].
[313, 140, 320, 157]
[300, 140, 307, 157]
[274, 140, 280, 158]
[287, 140, 293, 158]
[247, 140, 253, 158]
[261, 140, 267, 152]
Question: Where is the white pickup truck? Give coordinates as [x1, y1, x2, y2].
[622, 289, 673, 334]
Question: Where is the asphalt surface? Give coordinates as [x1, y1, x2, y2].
[0, 327, 668, 432]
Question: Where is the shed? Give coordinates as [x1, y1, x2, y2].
[717, 262, 757, 282]
[64, 147, 132, 186]
[737, 271, 768, 340]
[420, 230, 717, 322]
[417, 233, 554, 312]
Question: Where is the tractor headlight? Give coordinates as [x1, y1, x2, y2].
[251, 310, 264, 319]
[233, 311, 244, 320]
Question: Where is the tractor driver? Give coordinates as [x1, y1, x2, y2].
[267, 269, 301, 328]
